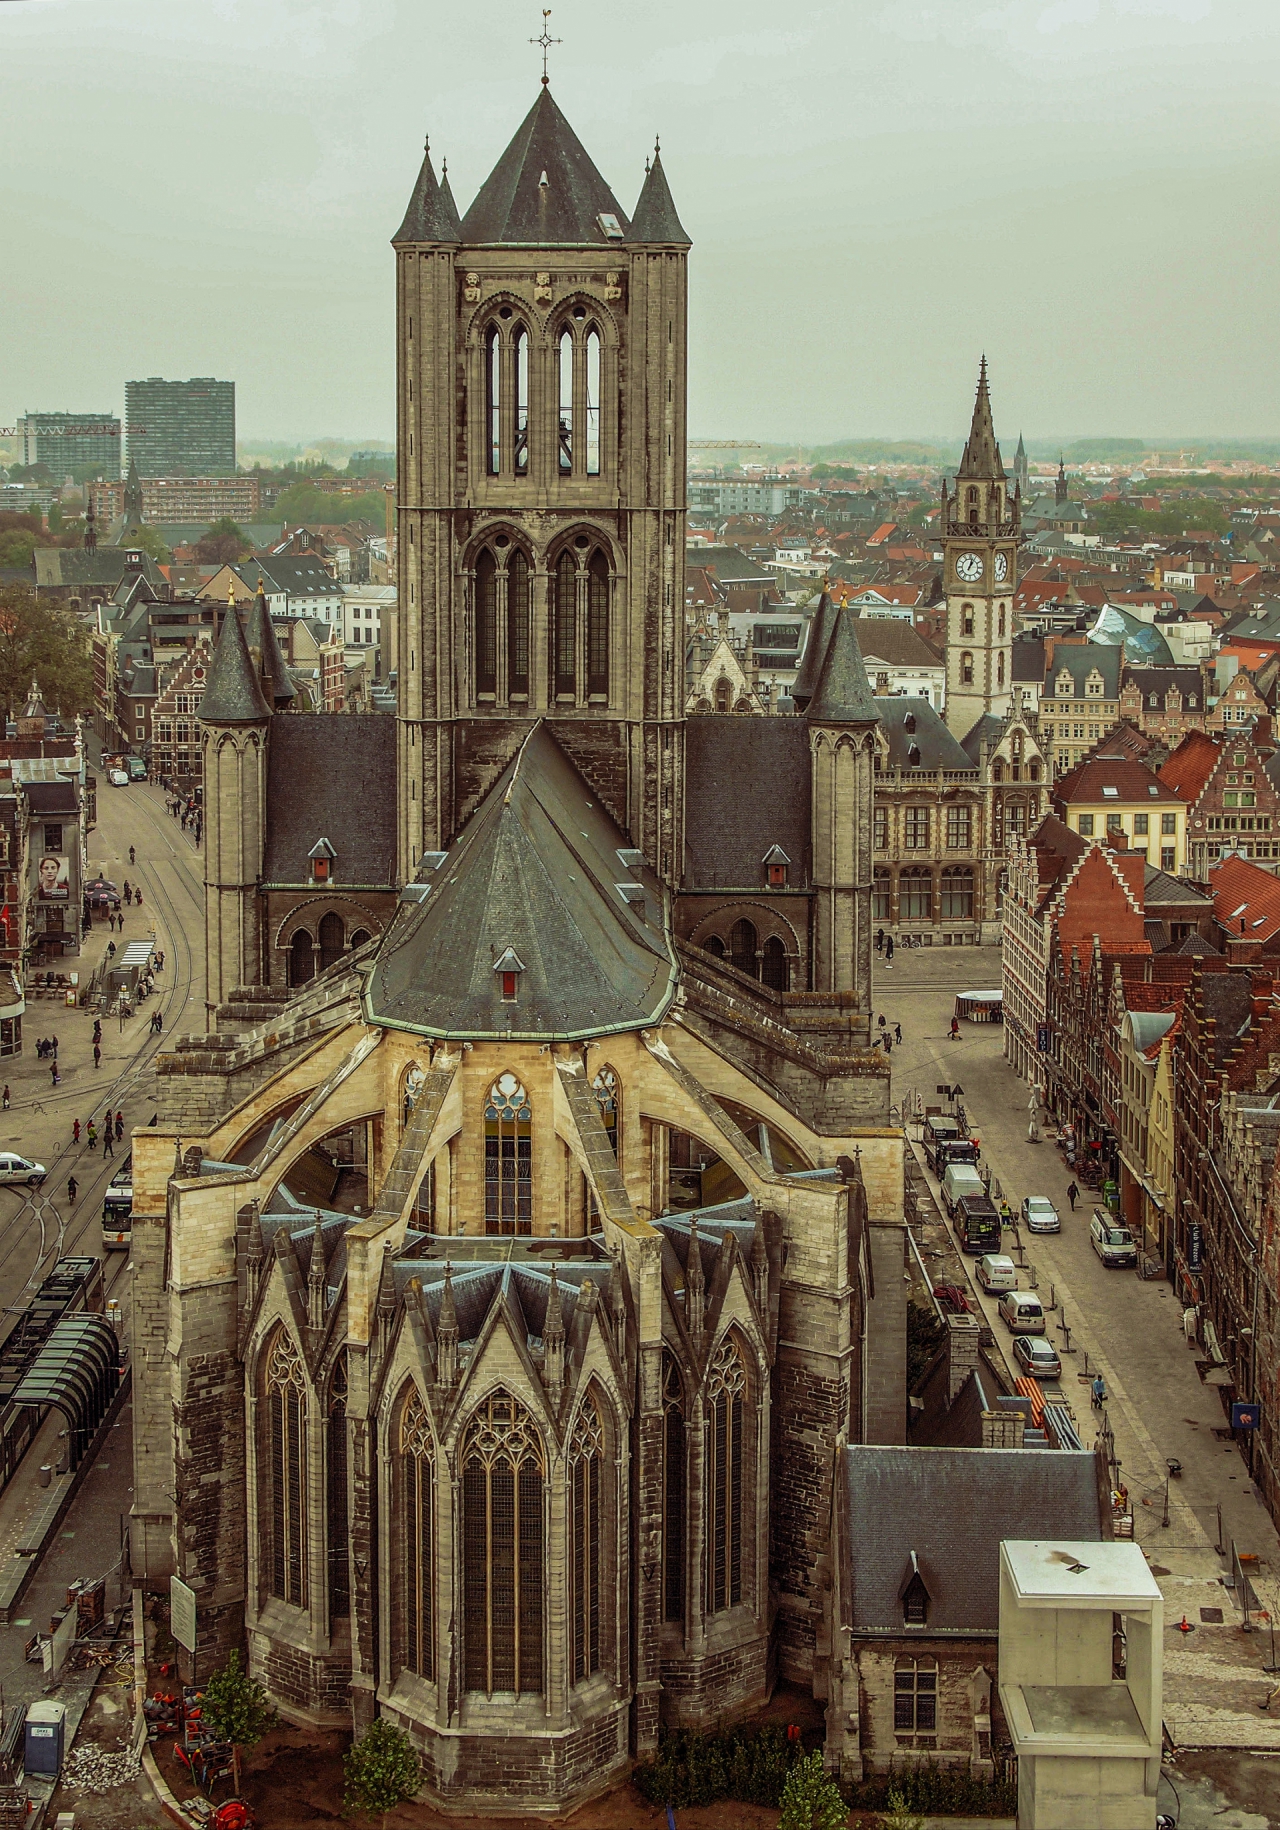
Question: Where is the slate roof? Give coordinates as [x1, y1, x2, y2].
[790, 592, 834, 709]
[1011, 633, 1045, 683]
[22, 780, 77, 815]
[365, 722, 676, 1042]
[955, 357, 1005, 481]
[852, 617, 943, 670]
[959, 712, 1007, 764]
[807, 605, 880, 725]
[879, 698, 974, 772]
[392, 142, 463, 244]
[629, 151, 690, 245]
[1045, 644, 1122, 700]
[262, 716, 396, 887]
[198, 599, 270, 725]
[1143, 864, 1211, 909]
[842, 1444, 1102, 1633]
[459, 88, 631, 246]
[32, 548, 166, 590]
[1124, 666, 1206, 711]
[684, 717, 811, 890]
[247, 585, 297, 708]
[234, 558, 341, 599]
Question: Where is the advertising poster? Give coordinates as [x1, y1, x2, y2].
[37, 854, 69, 901]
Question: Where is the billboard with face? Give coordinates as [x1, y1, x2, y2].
[37, 854, 69, 901]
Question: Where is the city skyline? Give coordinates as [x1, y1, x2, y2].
[3, 0, 1280, 445]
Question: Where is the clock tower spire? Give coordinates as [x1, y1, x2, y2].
[941, 357, 1019, 738]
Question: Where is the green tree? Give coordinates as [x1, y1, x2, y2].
[131, 526, 173, 565]
[344, 1717, 421, 1826]
[194, 517, 253, 563]
[777, 1750, 847, 1830]
[881, 1791, 927, 1830]
[199, 1649, 274, 1792]
[0, 584, 92, 717]
[274, 480, 388, 529]
[0, 532, 38, 570]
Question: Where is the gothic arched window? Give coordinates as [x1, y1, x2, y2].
[998, 604, 1006, 638]
[715, 677, 730, 713]
[997, 650, 1005, 688]
[553, 550, 577, 699]
[760, 935, 789, 991]
[558, 329, 574, 473]
[462, 1392, 545, 1696]
[592, 1067, 619, 1160]
[485, 1073, 532, 1234]
[730, 918, 757, 979]
[289, 928, 314, 987]
[569, 1395, 604, 1682]
[400, 1388, 435, 1680]
[508, 549, 530, 698]
[514, 326, 530, 475]
[264, 1330, 307, 1606]
[662, 1353, 686, 1624]
[704, 934, 726, 959]
[706, 1334, 748, 1614]
[328, 1352, 349, 1620]
[585, 328, 602, 475]
[319, 911, 344, 972]
[587, 550, 609, 697]
[350, 927, 371, 950]
[486, 325, 501, 477]
[475, 548, 498, 696]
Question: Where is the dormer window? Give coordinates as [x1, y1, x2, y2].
[308, 837, 336, 883]
[763, 844, 790, 888]
[1057, 671, 1073, 697]
[900, 1554, 931, 1627]
[494, 946, 524, 1002]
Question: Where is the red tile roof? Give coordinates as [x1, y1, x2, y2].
[1209, 855, 1280, 945]
[1158, 730, 1221, 807]
[1053, 755, 1181, 805]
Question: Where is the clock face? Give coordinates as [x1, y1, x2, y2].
[993, 551, 1009, 583]
[955, 551, 983, 583]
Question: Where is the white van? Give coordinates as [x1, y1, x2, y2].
[976, 1254, 1017, 1294]
[941, 1161, 985, 1217]
[997, 1290, 1046, 1335]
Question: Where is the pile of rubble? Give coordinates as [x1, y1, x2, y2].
[61, 1744, 142, 1793]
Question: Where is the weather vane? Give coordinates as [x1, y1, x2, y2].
[530, 8, 561, 86]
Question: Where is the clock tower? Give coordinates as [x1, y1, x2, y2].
[941, 358, 1019, 739]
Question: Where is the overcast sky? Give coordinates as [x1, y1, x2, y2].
[4, 0, 1278, 448]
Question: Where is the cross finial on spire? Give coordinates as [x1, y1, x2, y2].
[531, 8, 561, 85]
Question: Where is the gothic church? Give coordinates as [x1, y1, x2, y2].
[135, 87, 912, 1814]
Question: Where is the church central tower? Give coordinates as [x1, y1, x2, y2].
[940, 359, 1019, 739]
[394, 91, 689, 886]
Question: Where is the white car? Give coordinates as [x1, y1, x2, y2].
[107, 768, 129, 787]
[0, 1153, 46, 1187]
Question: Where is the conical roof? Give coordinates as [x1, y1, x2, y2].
[392, 139, 462, 244]
[366, 722, 676, 1041]
[199, 595, 270, 724]
[955, 355, 1005, 481]
[459, 88, 630, 246]
[806, 607, 880, 726]
[630, 151, 690, 245]
[791, 591, 835, 710]
[247, 583, 297, 709]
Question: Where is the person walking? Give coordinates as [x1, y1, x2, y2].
[128, 846, 136, 865]
[1091, 1373, 1107, 1408]
[884, 935, 894, 968]
[87, 1121, 97, 1149]
[884, 1034, 892, 1054]
[72, 1119, 80, 1145]
[49, 1062, 58, 1087]
[877, 1013, 886, 1032]
[2, 1086, 9, 1111]
[93, 1043, 101, 1070]
[103, 1129, 114, 1160]
[114, 1112, 123, 1141]
[950, 1016, 960, 1041]
[92, 1019, 102, 1044]
[875, 927, 884, 953]
[66, 1176, 77, 1206]
[1066, 1180, 1079, 1212]
[122, 880, 130, 902]
[134, 889, 143, 909]
[51, 1034, 58, 1058]
[894, 1022, 902, 1044]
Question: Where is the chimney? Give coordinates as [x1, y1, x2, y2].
[981, 1409, 1026, 1449]
[947, 1313, 981, 1402]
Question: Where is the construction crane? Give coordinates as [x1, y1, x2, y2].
[687, 439, 763, 449]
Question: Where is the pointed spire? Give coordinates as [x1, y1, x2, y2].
[459, 89, 631, 246]
[308, 1215, 327, 1332]
[247, 579, 296, 709]
[956, 355, 1005, 482]
[392, 137, 462, 245]
[198, 579, 271, 724]
[806, 605, 880, 727]
[630, 148, 690, 246]
[436, 1263, 458, 1387]
[1056, 455, 1069, 505]
[542, 1265, 565, 1403]
[791, 591, 834, 712]
[686, 1219, 705, 1344]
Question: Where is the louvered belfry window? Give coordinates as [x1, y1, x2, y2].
[662, 1352, 686, 1624]
[462, 1391, 544, 1695]
[266, 1331, 307, 1606]
[401, 1389, 435, 1679]
[327, 1352, 349, 1619]
[569, 1396, 603, 1682]
[706, 1334, 746, 1614]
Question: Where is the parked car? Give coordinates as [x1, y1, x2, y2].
[0, 1153, 46, 1187]
[1021, 1195, 1061, 1234]
[976, 1253, 1017, 1294]
[940, 1161, 985, 1217]
[1089, 1210, 1138, 1268]
[997, 1289, 1046, 1335]
[107, 768, 129, 787]
[1012, 1334, 1062, 1381]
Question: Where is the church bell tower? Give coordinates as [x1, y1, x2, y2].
[393, 89, 690, 886]
[941, 359, 1019, 739]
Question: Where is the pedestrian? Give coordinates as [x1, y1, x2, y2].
[49, 1063, 57, 1087]
[877, 1013, 886, 1031]
[135, 889, 143, 908]
[93, 1043, 101, 1070]
[153, 1011, 163, 1035]
[1092, 1373, 1107, 1408]
[884, 935, 894, 967]
[129, 845, 136, 864]
[66, 1176, 77, 1206]
[103, 1130, 114, 1159]
[155, 951, 164, 972]
[107, 941, 116, 959]
[2, 1086, 9, 1111]
[875, 927, 884, 953]
[1066, 1180, 1078, 1212]
[72, 1119, 80, 1145]
[123, 880, 130, 901]
[87, 1122, 97, 1148]
[950, 1016, 960, 1041]
[51, 1034, 58, 1058]
[894, 1022, 902, 1044]
[92, 1020, 102, 1043]
[115, 1112, 123, 1141]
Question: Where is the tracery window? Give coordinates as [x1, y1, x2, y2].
[569, 1396, 604, 1682]
[553, 550, 577, 698]
[558, 329, 574, 473]
[587, 551, 609, 696]
[508, 549, 530, 697]
[265, 1331, 307, 1606]
[462, 1392, 545, 1695]
[327, 1352, 349, 1620]
[760, 935, 788, 991]
[584, 328, 602, 475]
[486, 325, 501, 476]
[706, 1334, 747, 1614]
[514, 326, 530, 475]
[662, 1353, 686, 1623]
[401, 1389, 435, 1679]
[484, 1073, 532, 1234]
[319, 911, 344, 972]
[476, 548, 498, 696]
[730, 917, 757, 979]
[289, 929, 314, 987]
[592, 1067, 619, 1159]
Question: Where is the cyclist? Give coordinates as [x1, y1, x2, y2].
[128, 846, 136, 865]
[66, 1177, 77, 1206]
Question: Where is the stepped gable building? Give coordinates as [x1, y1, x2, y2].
[137, 88, 913, 1817]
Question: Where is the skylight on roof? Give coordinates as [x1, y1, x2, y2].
[1148, 784, 1159, 795]
[1102, 786, 1119, 798]
[598, 212, 625, 239]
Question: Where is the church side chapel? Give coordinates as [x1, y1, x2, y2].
[131, 78, 929, 1817]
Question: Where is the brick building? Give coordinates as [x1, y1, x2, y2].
[1160, 728, 1280, 873]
